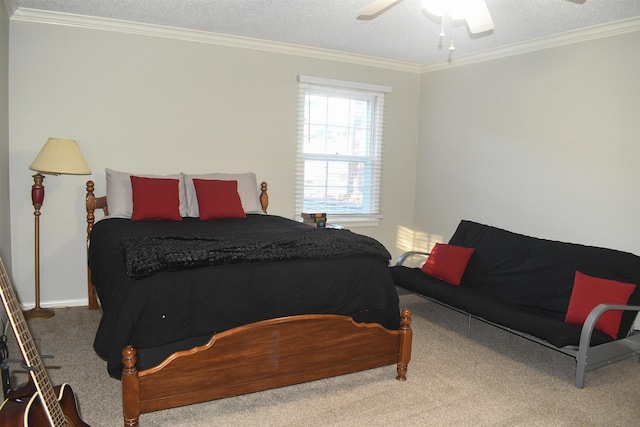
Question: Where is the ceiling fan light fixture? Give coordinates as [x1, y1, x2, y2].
[358, 0, 495, 59]
[422, 0, 474, 19]
[422, 0, 494, 33]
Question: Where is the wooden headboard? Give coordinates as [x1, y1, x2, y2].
[84, 180, 269, 309]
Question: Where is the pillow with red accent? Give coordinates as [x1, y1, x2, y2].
[565, 271, 637, 339]
[421, 243, 475, 286]
[193, 179, 247, 220]
[106, 168, 188, 218]
[184, 172, 262, 216]
[130, 176, 182, 221]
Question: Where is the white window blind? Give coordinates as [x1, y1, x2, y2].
[295, 76, 391, 224]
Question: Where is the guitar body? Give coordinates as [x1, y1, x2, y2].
[0, 383, 90, 427]
[0, 258, 89, 426]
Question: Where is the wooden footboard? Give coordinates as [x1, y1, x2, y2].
[121, 309, 412, 427]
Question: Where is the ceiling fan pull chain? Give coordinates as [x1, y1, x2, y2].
[449, 17, 455, 52]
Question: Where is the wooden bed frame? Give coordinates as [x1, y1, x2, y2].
[85, 180, 412, 427]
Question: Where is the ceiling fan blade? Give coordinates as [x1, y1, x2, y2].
[465, 0, 494, 34]
[357, 0, 404, 20]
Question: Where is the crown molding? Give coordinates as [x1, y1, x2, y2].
[10, 8, 422, 74]
[3, 0, 18, 16]
[420, 16, 640, 73]
[11, 8, 640, 75]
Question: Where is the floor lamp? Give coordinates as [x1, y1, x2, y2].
[25, 138, 91, 320]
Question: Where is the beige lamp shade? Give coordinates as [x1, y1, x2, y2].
[29, 138, 91, 175]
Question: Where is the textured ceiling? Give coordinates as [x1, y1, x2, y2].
[14, 0, 640, 65]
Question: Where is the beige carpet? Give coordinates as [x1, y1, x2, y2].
[5, 293, 640, 427]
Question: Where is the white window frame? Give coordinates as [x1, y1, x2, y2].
[295, 76, 391, 226]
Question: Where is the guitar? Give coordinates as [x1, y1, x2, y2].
[0, 257, 90, 426]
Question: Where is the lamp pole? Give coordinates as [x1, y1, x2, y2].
[24, 173, 54, 320]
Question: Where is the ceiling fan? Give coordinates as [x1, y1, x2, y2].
[357, 0, 495, 34]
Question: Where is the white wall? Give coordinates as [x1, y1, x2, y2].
[9, 15, 640, 310]
[414, 30, 640, 255]
[8, 19, 420, 307]
[0, 1, 11, 329]
[0, 3, 11, 261]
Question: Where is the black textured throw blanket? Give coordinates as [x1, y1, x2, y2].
[120, 228, 391, 278]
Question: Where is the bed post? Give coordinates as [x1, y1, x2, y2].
[122, 346, 141, 427]
[260, 181, 269, 214]
[85, 181, 99, 310]
[396, 308, 412, 381]
[86, 180, 109, 309]
[86, 180, 96, 236]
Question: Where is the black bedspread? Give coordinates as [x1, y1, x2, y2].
[89, 215, 400, 378]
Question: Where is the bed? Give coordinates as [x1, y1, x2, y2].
[84, 172, 412, 427]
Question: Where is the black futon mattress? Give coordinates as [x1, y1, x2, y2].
[391, 220, 640, 348]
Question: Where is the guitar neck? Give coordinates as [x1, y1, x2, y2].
[0, 258, 67, 426]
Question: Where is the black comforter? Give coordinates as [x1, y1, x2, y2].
[89, 215, 400, 377]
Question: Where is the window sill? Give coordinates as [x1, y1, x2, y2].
[296, 216, 382, 228]
[327, 218, 381, 228]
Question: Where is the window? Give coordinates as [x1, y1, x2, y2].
[295, 76, 391, 224]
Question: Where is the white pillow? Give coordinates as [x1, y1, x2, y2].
[184, 172, 263, 217]
[105, 168, 188, 218]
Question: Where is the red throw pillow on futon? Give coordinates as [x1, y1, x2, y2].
[565, 271, 637, 339]
[130, 176, 182, 221]
[193, 179, 247, 220]
[421, 243, 475, 286]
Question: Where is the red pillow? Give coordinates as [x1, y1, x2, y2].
[421, 243, 474, 286]
[193, 179, 247, 220]
[130, 176, 182, 221]
[565, 271, 636, 339]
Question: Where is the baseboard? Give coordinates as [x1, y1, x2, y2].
[20, 298, 90, 310]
